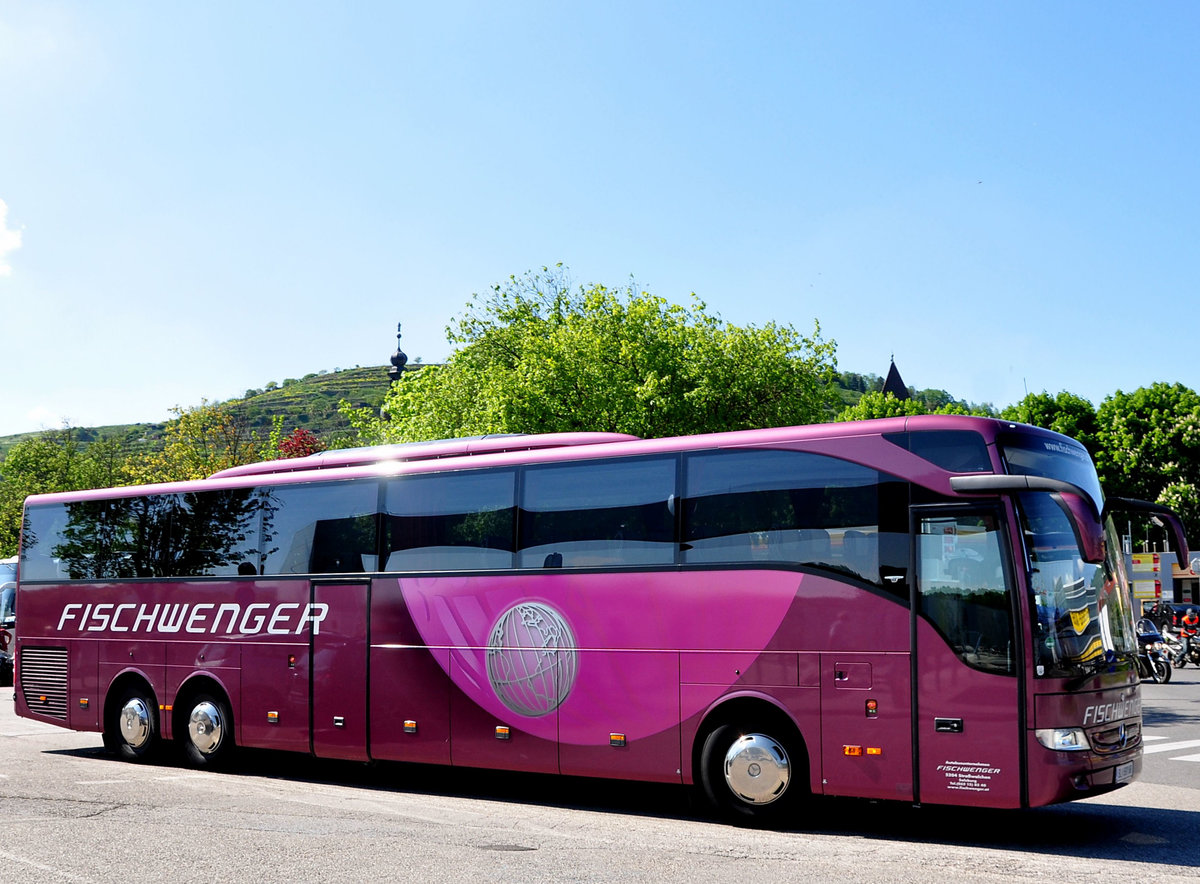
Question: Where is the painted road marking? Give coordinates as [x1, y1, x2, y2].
[1141, 739, 1200, 755]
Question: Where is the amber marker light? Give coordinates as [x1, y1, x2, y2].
[843, 745, 863, 756]
[495, 726, 511, 740]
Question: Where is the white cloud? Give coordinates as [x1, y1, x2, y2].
[0, 200, 22, 276]
[22, 406, 62, 430]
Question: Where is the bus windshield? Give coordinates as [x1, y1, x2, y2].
[1000, 433, 1137, 678]
[0, 583, 13, 627]
[1017, 493, 1136, 677]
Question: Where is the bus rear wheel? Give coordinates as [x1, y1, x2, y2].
[699, 721, 803, 825]
[181, 692, 235, 768]
[103, 685, 159, 762]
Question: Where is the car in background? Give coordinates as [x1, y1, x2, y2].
[1143, 599, 1198, 632]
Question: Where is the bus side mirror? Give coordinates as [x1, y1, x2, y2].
[1105, 497, 1191, 568]
[1151, 510, 1190, 567]
[1052, 492, 1104, 564]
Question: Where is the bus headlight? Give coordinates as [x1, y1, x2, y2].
[1036, 728, 1090, 751]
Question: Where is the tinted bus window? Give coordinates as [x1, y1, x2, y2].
[1000, 432, 1103, 508]
[172, 488, 262, 576]
[259, 481, 379, 575]
[22, 496, 179, 580]
[884, 430, 992, 473]
[682, 449, 909, 593]
[384, 469, 516, 571]
[518, 457, 676, 568]
[23, 503, 78, 581]
[1018, 491, 1132, 677]
[25, 490, 267, 580]
[917, 511, 1014, 675]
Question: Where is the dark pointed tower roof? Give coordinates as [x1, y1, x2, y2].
[882, 358, 910, 400]
[388, 322, 408, 383]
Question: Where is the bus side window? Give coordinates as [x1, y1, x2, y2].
[681, 449, 909, 597]
[841, 529, 878, 580]
[21, 504, 71, 581]
[517, 457, 676, 568]
[175, 488, 261, 577]
[259, 481, 379, 575]
[383, 470, 516, 572]
[917, 511, 1015, 676]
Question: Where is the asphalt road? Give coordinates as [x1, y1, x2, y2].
[1, 679, 1199, 884]
[1138, 665, 1200, 789]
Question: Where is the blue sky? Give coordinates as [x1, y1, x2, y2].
[2, 2, 1199, 438]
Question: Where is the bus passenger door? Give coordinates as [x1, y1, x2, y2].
[912, 507, 1024, 808]
[311, 580, 370, 761]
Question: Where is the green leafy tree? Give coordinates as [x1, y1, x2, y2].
[350, 267, 841, 442]
[1000, 392, 1100, 455]
[0, 427, 132, 556]
[125, 400, 264, 483]
[1093, 383, 1200, 540]
[836, 391, 988, 422]
[836, 391, 930, 421]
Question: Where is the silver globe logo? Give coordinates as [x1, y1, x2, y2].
[486, 602, 578, 717]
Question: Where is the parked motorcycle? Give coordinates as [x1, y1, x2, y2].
[1136, 619, 1172, 684]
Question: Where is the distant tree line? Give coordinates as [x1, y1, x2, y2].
[3, 265, 1197, 555]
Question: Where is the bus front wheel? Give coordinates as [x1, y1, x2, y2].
[181, 692, 235, 768]
[699, 721, 803, 825]
[103, 684, 159, 762]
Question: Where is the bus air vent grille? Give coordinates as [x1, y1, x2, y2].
[18, 647, 69, 720]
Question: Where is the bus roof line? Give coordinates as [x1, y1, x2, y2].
[207, 431, 642, 479]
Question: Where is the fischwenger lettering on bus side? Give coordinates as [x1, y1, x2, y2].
[53, 602, 330, 636]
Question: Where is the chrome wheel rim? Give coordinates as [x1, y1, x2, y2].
[118, 697, 152, 749]
[723, 733, 790, 805]
[188, 701, 225, 756]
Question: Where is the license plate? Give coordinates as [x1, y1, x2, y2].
[1115, 761, 1134, 783]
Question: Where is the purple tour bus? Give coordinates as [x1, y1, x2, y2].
[13, 415, 1184, 824]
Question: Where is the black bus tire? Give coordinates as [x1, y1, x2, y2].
[103, 684, 160, 762]
[699, 721, 803, 826]
[180, 691, 235, 768]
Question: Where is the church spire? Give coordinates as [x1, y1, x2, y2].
[388, 322, 408, 383]
[882, 358, 910, 400]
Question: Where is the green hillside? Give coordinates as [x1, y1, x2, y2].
[229, 365, 393, 441]
[0, 365, 394, 457]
